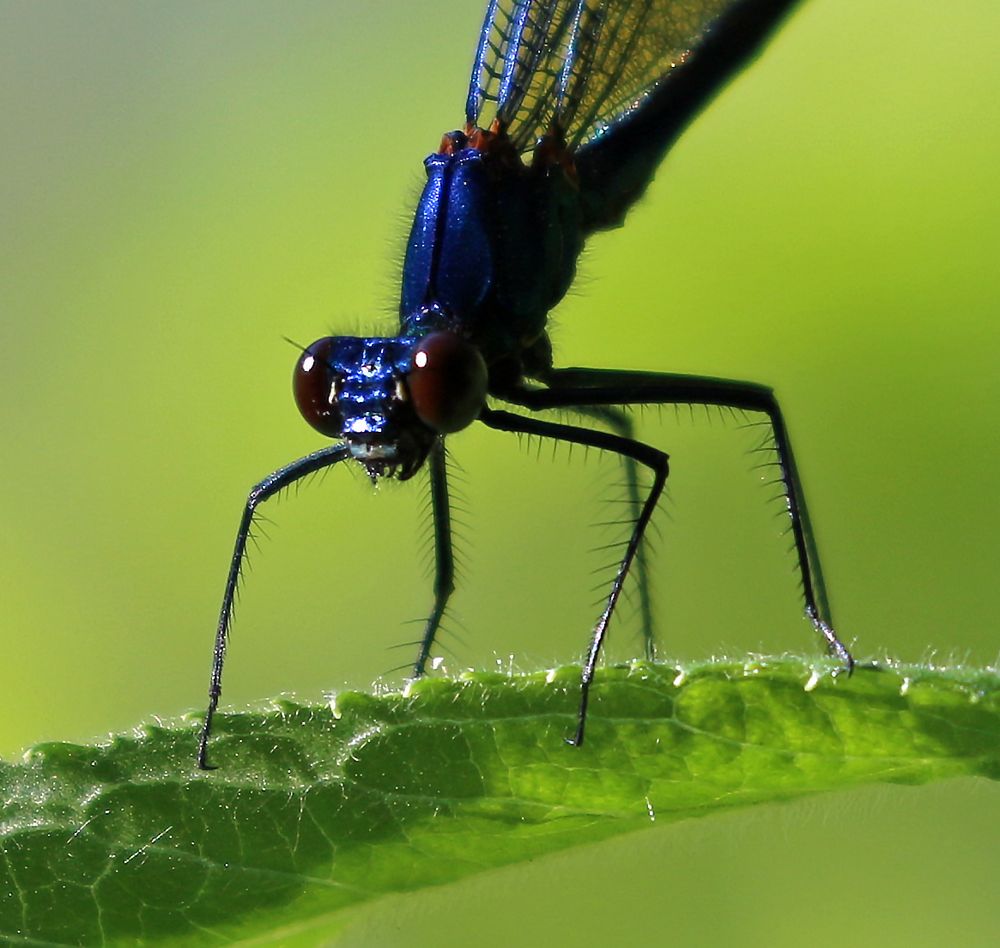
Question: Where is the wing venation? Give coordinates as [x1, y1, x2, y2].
[465, 0, 733, 153]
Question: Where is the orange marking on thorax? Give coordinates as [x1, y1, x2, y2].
[532, 126, 578, 183]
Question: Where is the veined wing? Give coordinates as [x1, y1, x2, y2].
[466, 0, 739, 153]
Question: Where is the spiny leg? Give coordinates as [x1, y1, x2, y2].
[566, 403, 656, 660]
[478, 407, 668, 746]
[508, 367, 852, 670]
[412, 438, 455, 677]
[198, 443, 351, 770]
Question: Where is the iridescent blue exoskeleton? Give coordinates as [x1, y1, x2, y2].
[198, 0, 854, 769]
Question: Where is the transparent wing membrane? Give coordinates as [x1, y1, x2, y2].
[466, 0, 733, 152]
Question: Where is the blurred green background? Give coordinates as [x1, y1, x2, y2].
[2, 1, 998, 944]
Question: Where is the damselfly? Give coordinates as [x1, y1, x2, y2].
[198, 0, 853, 769]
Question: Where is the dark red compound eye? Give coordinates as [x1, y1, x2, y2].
[407, 332, 488, 434]
[292, 337, 344, 437]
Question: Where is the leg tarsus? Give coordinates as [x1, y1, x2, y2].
[809, 606, 854, 676]
[566, 680, 591, 746]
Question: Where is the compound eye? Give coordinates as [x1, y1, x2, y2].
[408, 332, 488, 434]
[293, 337, 344, 437]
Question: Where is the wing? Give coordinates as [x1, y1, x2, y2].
[465, 0, 801, 232]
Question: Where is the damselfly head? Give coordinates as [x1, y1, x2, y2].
[293, 331, 487, 480]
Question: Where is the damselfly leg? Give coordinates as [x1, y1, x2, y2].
[479, 407, 669, 746]
[198, 444, 352, 770]
[413, 439, 456, 677]
[507, 367, 854, 671]
[564, 403, 657, 661]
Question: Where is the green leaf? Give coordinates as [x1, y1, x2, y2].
[2, 657, 998, 945]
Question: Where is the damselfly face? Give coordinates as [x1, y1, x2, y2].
[293, 331, 488, 480]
